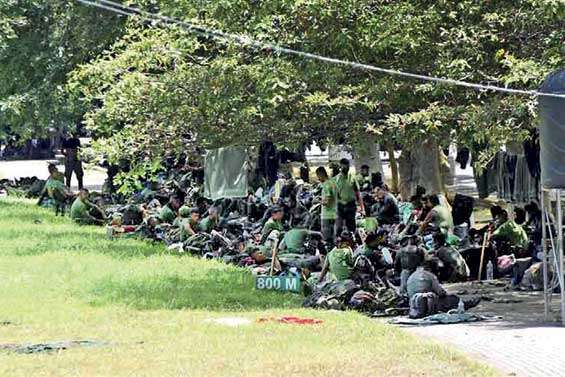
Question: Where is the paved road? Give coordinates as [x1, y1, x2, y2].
[408, 322, 565, 377]
[400, 282, 565, 377]
[0, 160, 106, 191]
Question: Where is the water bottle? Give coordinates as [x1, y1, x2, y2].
[457, 299, 465, 314]
[486, 260, 494, 280]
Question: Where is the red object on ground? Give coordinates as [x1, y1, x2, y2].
[122, 225, 136, 232]
[256, 316, 323, 325]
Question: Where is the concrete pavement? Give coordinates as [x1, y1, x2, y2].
[0, 160, 106, 191]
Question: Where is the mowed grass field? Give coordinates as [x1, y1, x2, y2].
[0, 198, 499, 377]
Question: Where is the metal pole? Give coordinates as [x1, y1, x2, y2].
[542, 188, 549, 320]
[557, 189, 564, 326]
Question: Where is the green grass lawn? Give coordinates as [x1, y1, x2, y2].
[0, 198, 499, 376]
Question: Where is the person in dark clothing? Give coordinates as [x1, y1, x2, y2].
[299, 162, 310, 183]
[257, 141, 278, 186]
[329, 162, 340, 178]
[372, 186, 400, 225]
[514, 207, 527, 225]
[61, 133, 84, 189]
[371, 172, 384, 190]
[357, 164, 372, 192]
[407, 262, 480, 318]
[525, 202, 542, 245]
[394, 235, 426, 294]
[432, 232, 470, 282]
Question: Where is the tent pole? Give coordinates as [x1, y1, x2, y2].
[542, 187, 549, 320]
[557, 189, 564, 326]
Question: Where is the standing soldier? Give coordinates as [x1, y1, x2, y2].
[316, 166, 337, 250]
[61, 132, 84, 190]
[334, 158, 365, 234]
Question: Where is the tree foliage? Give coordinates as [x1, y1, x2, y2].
[0, 0, 124, 140]
[2, 0, 564, 175]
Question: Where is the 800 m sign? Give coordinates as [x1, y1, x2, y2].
[255, 275, 301, 293]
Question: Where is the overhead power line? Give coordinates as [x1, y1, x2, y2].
[77, 0, 565, 99]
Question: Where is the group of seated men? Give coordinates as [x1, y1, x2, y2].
[37, 158, 540, 317]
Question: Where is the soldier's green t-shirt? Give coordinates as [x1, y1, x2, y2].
[334, 173, 359, 205]
[159, 205, 176, 223]
[282, 229, 309, 253]
[179, 218, 200, 241]
[70, 197, 88, 221]
[431, 205, 454, 234]
[357, 217, 379, 234]
[327, 247, 353, 281]
[260, 218, 284, 244]
[199, 216, 217, 233]
[493, 220, 529, 248]
[44, 177, 66, 200]
[321, 180, 337, 220]
[356, 174, 371, 191]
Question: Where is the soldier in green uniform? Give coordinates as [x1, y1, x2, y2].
[70, 189, 106, 225]
[319, 232, 355, 282]
[420, 194, 453, 235]
[279, 228, 322, 254]
[260, 206, 284, 244]
[334, 158, 365, 235]
[159, 196, 181, 224]
[316, 166, 337, 249]
[357, 164, 372, 193]
[176, 206, 200, 241]
[492, 210, 529, 250]
[199, 207, 220, 233]
[37, 164, 70, 209]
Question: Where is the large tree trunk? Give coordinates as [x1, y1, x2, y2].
[386, 143, 399, 193]
[398, 139, 445, 199]
[351, 134, 383, 174]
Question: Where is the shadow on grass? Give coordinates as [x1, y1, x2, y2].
[88, 270, 303, 311]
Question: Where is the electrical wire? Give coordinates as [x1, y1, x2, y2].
[77, 0, 565, 99]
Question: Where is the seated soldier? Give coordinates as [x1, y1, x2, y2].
[179, 207, 200, 241]
[260, 206, 284, 244]
[420, 194, 454, 235]
[371, 186, 400, 225]
[492, 209, 529, 253]
[357, 164, 372, 193]
[357, 216, 379, 235]
[394, 234, 426, 294]
[249, 229, 281, 263]
[319, 231, 355, 282]
[37, 164, 71, 210]
[279, 227, 321, 254]
[159, 195, 181, 224]
[433, 232, 470, 282]
[70, 189, 106, 225]
[198, 206, 220, 233]
[407, 262, 480, 319]
[135, 215, 162, 240]
[174, 206, 197, 241]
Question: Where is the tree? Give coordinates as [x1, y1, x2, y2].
[3, 0, 564, 193]
[0, 0, 124, 141]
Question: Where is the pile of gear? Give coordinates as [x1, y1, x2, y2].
[11, 157, 548, 319]
[0, 177, 45, 198]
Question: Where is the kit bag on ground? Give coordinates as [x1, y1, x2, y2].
[409, 292, 439, 319]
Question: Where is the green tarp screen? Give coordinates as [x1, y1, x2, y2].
[203, 147, 249, 200]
